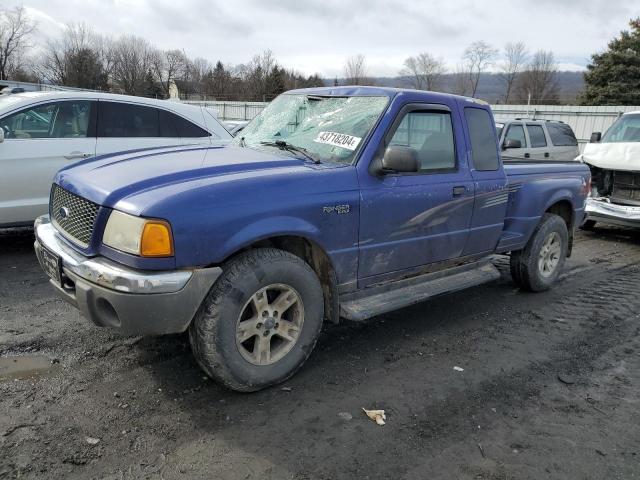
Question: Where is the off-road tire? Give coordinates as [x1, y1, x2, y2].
[510, 213, 569, 292]
[189, 248, 324, 392]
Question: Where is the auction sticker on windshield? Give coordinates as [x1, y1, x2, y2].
[314, 131, 362, 151]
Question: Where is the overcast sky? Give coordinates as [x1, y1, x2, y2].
[9, 0, 638, 77]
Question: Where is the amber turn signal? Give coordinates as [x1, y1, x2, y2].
[140, 221, 174, 257]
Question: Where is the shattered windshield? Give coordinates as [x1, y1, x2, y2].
[602, 114, 640, 143]
[235, 94, 389, 164]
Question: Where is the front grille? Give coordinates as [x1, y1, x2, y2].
[50, 185, 100, 247]
[612, 171, 640, 206]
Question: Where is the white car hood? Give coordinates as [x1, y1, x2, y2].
[581, 142, 640, 171]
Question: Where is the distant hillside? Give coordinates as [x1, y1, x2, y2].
[325, 71, 585, 104]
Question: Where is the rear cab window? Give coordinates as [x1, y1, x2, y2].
[464, 107, 500, 171]
[526, 124, 547, 148]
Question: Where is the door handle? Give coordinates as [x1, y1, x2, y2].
[452, 186, 466, 196]
[544, 152, 550, 158]
[524, 153, 530, 159]
[64, 152, 92, 160]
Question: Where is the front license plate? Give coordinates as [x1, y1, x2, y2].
[40, 246, 62, 286]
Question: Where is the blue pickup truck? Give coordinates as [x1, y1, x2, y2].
[34, 87, 590, 391]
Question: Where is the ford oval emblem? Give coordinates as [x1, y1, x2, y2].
[58, 207, 70, 219]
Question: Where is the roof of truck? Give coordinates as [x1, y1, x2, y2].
[284, 85, 484, 105]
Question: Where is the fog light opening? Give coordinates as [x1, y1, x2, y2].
[95, 298, 120, 328]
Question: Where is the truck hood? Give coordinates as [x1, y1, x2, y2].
[580, 142, 640, 171]
[54, 145, 312, 207]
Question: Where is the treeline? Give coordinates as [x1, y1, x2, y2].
[343, 43, 565, 105]
[0, 8, 323, 100]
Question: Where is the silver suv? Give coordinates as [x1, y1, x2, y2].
[496, 119, 580, 161]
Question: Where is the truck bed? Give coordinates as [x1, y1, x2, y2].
[497, 161, 591, 253]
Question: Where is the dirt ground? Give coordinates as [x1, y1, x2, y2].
[1, 226, 639, 480]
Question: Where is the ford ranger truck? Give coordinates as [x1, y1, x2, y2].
[34, 87, 591, 392]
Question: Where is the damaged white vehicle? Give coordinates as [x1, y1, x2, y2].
[581, 111, 640, 228]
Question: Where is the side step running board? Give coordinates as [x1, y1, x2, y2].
[340, 262, 500, 322]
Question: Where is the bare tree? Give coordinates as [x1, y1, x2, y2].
[516, 50, 559, 104]
[462, 41, 498, 97]
[450, 63, 471, 96]
[151, 49, 189, 97]
[400, 52, 446, 91]
[499, 42, 528, 103]
[110, 35, 156, 95]
[0, 6, 36, 80]
[344, 54, 369, 85]
[40, 23, 109, 89]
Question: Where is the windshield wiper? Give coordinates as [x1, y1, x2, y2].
[260, 140, 321, 164]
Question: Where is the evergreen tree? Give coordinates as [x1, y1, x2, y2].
[581, 18, 640, 105]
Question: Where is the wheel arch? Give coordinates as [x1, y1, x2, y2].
[545, 199, 574, 256]
[221, 234, 340, 325]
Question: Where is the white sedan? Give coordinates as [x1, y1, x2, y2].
[0, 91, 231, 227]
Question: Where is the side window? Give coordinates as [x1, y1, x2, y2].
[464, 107, 500, 171]
[504, 124, 526, 148]
[547, 123, 578, 146]
[527, 124, 547, 148]
[0, 101, 94, 139]
[159, 109, 211, 138]
[98, 102, 159, 138]
[388, 111, 456, 172]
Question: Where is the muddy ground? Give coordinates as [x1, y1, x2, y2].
[0, 226, 639, 479]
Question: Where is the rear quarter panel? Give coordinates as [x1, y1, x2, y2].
[497, 162, 590, 252]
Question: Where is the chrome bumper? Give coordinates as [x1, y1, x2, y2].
[585, 197, 640, 227]
[34, 215, 222, 335]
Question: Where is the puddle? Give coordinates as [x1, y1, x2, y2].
[0, 355, 61, 381]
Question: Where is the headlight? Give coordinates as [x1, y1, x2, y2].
[103, 210, 174, 257]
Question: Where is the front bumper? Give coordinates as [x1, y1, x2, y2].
[34, 215, 222, 335]
[585, 197, 640, 228]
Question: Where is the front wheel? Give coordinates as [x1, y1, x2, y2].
[510, 213, 569, 292]
[189, 248, 324, 392]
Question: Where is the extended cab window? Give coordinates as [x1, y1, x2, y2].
[504, 124, 526, 148]
[1, 101, 94, 139]
[464, 107, 499, 171]
[98, 102, 159, 137]
[527, 124, 547, 148]
[389, 111, 456, 171]
[547, 123, 578, 146]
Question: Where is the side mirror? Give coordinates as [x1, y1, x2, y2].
[590, 132, 602, 143]
[0, 128, 4, 143]
[381, 145, 420, 173]
[503, 138, 521, 150]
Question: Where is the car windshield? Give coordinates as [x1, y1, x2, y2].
[601, 114, 640, 143]
[235, 94, 389, 164]
[495, 123, 504, 138]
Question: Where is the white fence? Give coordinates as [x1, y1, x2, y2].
[184, 101, 268, 121]
[187, 100, 640, 150]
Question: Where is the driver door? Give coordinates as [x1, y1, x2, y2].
[0, 100, 97, 225]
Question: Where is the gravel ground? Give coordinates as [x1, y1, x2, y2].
[1, 226, 639, 479]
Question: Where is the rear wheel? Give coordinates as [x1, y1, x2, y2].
[189, 248, 324, 392]
[510, 213, 568, 292]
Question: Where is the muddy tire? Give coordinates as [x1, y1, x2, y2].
[510, 213, 568, 292]
[189, 248, 324, 392]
